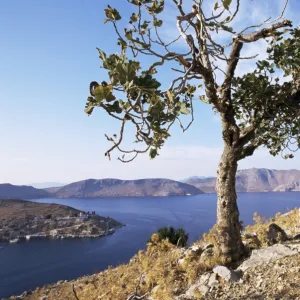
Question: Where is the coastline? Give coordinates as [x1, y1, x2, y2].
[0, 224, 125, 244]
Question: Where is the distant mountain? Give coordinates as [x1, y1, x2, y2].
[0, 184, 50, 199]
[183, 168, 300, 193]
[47, 178, 203, 198]
[2, 169, 300, 200]
[183, 176, 211, 181]
[30, 182, 66, 189]
[273, 181, 300, 192]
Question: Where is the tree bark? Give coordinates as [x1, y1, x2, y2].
[215, 145, 244, 262]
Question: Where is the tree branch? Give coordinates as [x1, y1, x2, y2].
[234, 19, 292, 43]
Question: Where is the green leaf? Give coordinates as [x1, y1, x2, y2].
[97, 48, 107, 62]
[124, 29, 133, 40]
[141, 21, 151, 30]
[149, 148, 158, 159]
[199, 95, 209, 103]
[129, 0, 140, 5]
[84, 97, 96, 116]
[180, 102, 190, 115]
[147, 0, 164, 14]
[104, 6, 121, 22]
[130, 13, 138, 23]
[84, 105, 94, 115]
[222, 0, 232, 10]
[116, 61, 139, 84]
[166, 90, 174, 103]
[214, 2, 219, 10]
[220, 24, 234, 33]
[94, 84, 116, 102]
[106, 101, 123, 114]
[153, 19, 163, 27]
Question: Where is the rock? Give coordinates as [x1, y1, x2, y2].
[151, 285, 159, 294]
[186, 245, 202, 258]
[256, 278, 263, 288]
[203, 243, 214, 250]
[213, 266, 241, 282]
[242, 233, 260, 250]
[267, 223, 287, 245]
[207, 272, 219, 288]
[129, 255, 138, 265]
[178, 245, 203, 268]
[184, 272, 219, 298]
[178, 258, 185, 268]
[292, 233, 300, 240]
[285, 243, 300, 252]
[277, 284, 284, 292]
[238, 244, 298, 272]
[199, 247, 214, 264]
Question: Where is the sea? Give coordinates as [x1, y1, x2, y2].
[0, 192, 300, 298]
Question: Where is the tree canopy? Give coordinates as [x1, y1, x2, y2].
[85, 0, 300, 163]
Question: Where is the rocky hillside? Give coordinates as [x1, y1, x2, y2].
[0, 199, 122, 242]
[0, 184, 50, 199]
[9, 208, 300, 300]
[183, 168, 300, 193]
[273, 180, 300, 192]
[47, 178, 203, 198]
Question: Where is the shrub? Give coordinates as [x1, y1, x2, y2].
[150, 226, 189, 247]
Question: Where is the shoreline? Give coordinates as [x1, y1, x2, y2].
[0, 224, 125, 244]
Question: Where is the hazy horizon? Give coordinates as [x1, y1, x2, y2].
[1, 166, 300, 187]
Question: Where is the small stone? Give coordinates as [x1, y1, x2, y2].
[256, 278, 263, 288]
[208, 273, 219, 287]
[213, 266, 241, 282]
[277, 284, 284, 292]
[203, 243, 214, 250]
[151, 285, 159, 294]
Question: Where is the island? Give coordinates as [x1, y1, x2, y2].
[0, 199, 123, 243]
[0, 178, 203, 199]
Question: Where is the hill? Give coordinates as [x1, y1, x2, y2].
[48, 178, 203, 198]
[183, 168, 300, 193]
[0, 184, 50, 199]
[10, 208, 300, 300]
[0, 199, 122, 243]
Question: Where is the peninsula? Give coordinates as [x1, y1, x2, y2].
[0, 199, 123, 243]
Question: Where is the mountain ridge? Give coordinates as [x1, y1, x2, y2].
[0, 178, 203, 199]
[2, 168, 300, 199]
[47, 178, 203, 198]
[183, 168, 300, 193]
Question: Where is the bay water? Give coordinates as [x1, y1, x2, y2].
[0, 192, 300, 298]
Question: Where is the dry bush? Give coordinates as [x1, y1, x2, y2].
[245, 208, 300, 247]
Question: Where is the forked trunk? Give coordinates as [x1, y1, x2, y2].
[215, 146, 244, 262]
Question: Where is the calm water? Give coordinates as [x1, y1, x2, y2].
[0, 193, 300, 298]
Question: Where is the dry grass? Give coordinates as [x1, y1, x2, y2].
[21, 209, 300, 300]
[245, 208, 300, 247]
[23, 233, 222, 300]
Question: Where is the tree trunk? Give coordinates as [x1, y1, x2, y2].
[215, 145, 244, 262]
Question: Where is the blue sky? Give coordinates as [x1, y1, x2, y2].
[0, 0, 299, 185]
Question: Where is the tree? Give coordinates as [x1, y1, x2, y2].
[85, 0, 300, 262]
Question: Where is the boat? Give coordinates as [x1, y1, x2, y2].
[9, 238, 20, 244]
